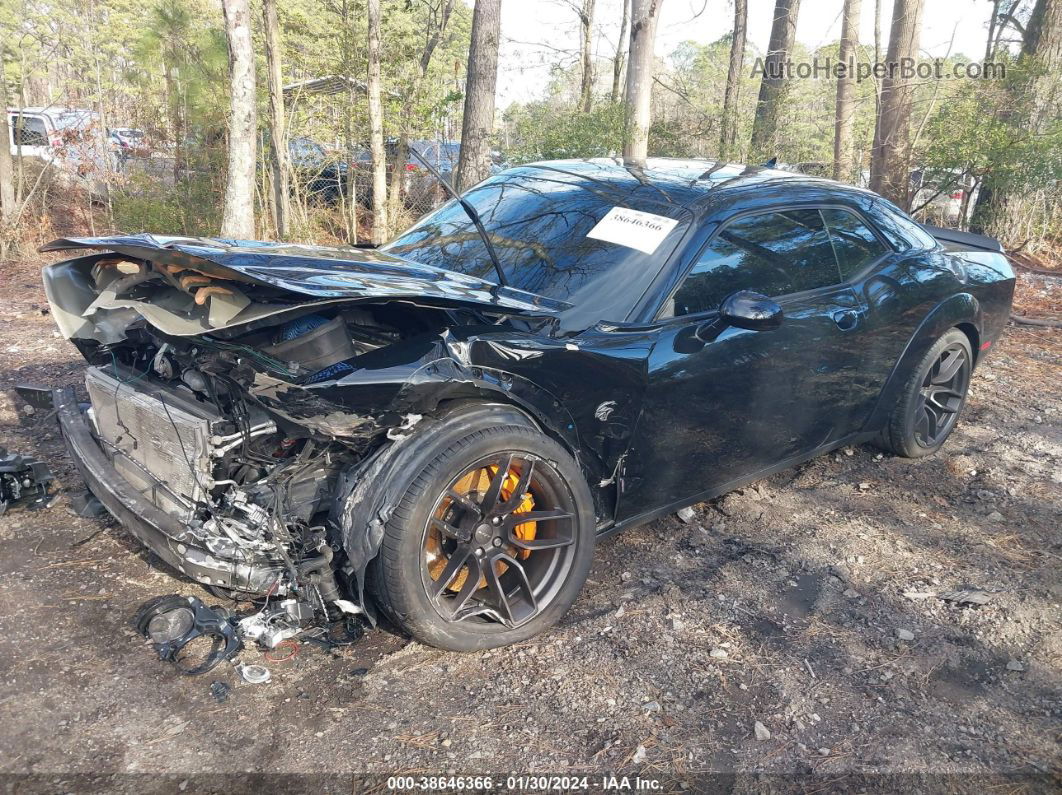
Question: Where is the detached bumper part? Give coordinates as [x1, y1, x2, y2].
[53, 387, 282, 593]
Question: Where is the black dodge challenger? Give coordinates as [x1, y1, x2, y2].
[37, 158, 1014, 650]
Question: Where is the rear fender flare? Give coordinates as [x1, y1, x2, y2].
[864, 292, 981, 432]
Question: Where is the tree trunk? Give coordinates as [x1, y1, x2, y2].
[719, 0, 747, 161]
[263, 0, 290, 239]
[164, 63, 184, 185]
[0, 48, 15, 226]
[971, 0, 1061, 235]
[869, 0, 923, 207]
[367, 0, 388, 245]
[611, 0, 630, 102]
[387, 0, 455, 232]
[985, 0, 1002, 61]
[833, 0, 861, 182]
[220, 0, 257, 239]
[456, 0, 501, 192]
[579, 0, 596, 112]
[623, 0, 664, 163]
[749, 0, 800, 161]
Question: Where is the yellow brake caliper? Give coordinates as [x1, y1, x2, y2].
[427, 464, 537, 592]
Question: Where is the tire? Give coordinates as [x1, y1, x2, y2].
[369, 418, 595, 651]
[881, 329, 973, 458]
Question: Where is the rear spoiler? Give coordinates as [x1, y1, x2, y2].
[921, 224, 1004, 254]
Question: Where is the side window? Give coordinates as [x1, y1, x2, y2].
[11, 115, 48, 147]
[672, 209, 841, 316]
[821, 208, 889, 279]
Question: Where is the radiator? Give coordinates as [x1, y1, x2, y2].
[85, 366, 221, 520]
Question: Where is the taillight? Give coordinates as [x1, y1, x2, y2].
[49, 135, 62, 148]
[405, 163, 419, 172]
[950, 190, 963, 200]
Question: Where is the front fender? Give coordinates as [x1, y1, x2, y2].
[329, 403, 539, 618]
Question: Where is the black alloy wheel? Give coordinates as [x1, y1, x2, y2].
[421, 452, 578, 628]
[883, 329, 973, 458]
[367, 411, 595, 651]
[913, 343, 971, 448]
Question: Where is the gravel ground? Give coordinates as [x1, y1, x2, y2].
[0, 259, 1059, 792]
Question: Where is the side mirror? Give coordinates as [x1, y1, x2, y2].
[719, 290, 783, 331]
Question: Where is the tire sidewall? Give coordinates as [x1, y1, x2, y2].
[893, 329, 972, 457]
[374, 423, 596, 651]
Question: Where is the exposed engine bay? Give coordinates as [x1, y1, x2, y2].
[39, 234, 642, 636]
[61, 257, 475, 615]
[38, 235, 600, 627]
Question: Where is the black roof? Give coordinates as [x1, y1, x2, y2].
[513, 157, 872, 213]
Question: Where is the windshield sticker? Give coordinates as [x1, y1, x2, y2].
[586, 207, 680, 254]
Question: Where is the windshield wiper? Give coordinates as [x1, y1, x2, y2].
[406, 147, 508, 288]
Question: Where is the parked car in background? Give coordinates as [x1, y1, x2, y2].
[7, 107, 115, 196]
[288, 135, 349, 203]
[910, 168, 979, 228]
[284, 135, 451, 208]
[108, 127, 149, 160]
[780, 160, 832, 180]
[8, 107, 100, 162]
[404, 138, 460, 205]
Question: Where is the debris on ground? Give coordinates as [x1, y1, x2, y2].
[754, 721, 771, 741]
[1, 258, 1058, 778]
[134, 595, 242, 675]
[235, 664, 271, 684]
[209, 681, 230, 704]
[939, 588, 994, 606]
[0, 447, 56, 513]
[676, 506, 696, 524]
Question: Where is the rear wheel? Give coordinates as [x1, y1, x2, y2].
[882, 329, 972, 458]
[370, 421, 595, 651]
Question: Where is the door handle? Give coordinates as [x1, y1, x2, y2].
[832, 309, 860, 331]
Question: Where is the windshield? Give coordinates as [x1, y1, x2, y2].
[382, 167, 691, 328]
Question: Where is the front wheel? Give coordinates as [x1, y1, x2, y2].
[882, 329, 973, 458]
[369, 421, 595, 651]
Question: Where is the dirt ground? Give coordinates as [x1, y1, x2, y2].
[0, 256, 1059, 793]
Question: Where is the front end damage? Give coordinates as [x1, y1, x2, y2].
[41, 235, 580, 620]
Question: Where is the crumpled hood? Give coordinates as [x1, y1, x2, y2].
[41, 234, 570, 316]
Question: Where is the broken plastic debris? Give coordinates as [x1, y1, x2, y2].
[210, 681, 230, 703]
[236, 664, 271, 684]
[0, 447, 57, 514]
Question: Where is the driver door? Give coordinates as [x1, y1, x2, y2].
[617, 207, 872, 520]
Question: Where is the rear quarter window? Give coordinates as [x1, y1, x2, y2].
[870, 199, 938, 251]
[821, 208, 888, 279]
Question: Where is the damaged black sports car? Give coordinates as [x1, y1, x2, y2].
[37, 159, 1014, 650]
